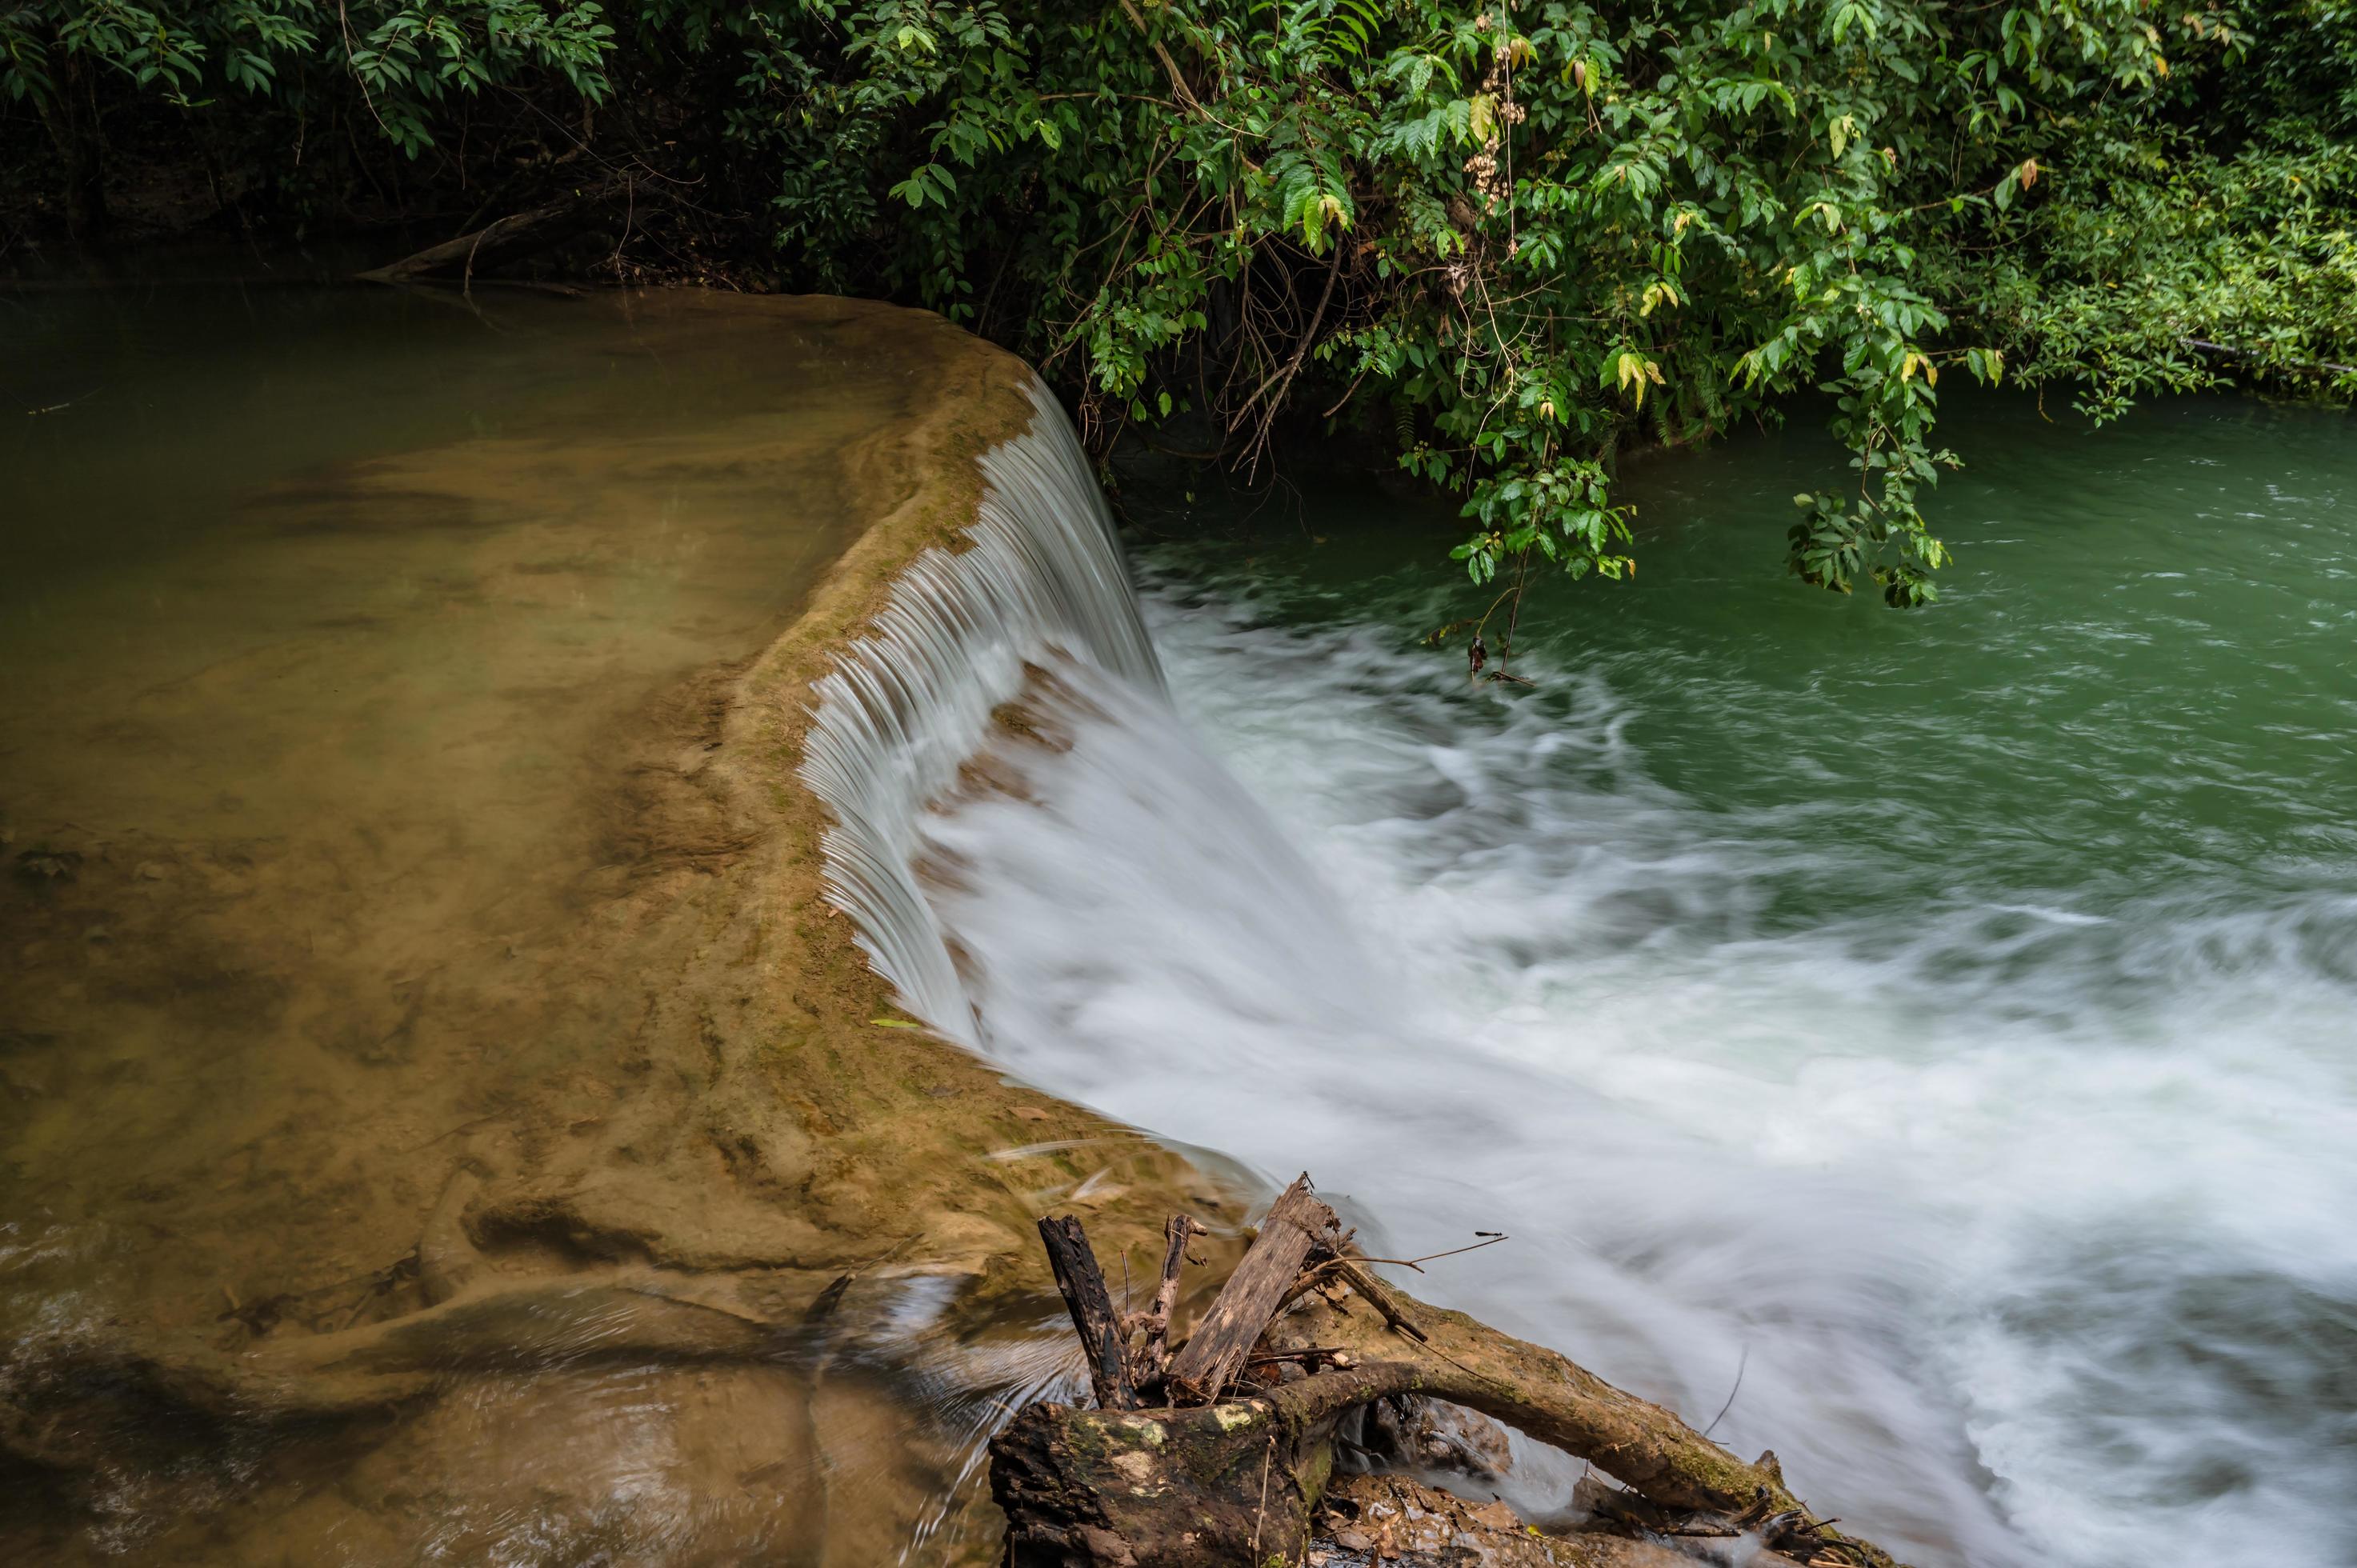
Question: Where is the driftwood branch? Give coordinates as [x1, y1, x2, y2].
[995, 1175, 1906, 1568]
[1038, 1214, 1139, 1410]
[357, 181, 628, 286]
[1164, 1174, 1335, 1404]
[1270, 1290, 1892, 1565]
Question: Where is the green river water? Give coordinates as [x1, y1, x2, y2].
[922, 390, 2357, 1567]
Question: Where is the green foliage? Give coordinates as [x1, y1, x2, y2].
[686, 0, 2355, 606]
[1951, 5, 2357, 420]
[14, 0, 2354, 605]
[2, 1, 615, 156]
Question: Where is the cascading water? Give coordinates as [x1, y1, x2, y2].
[806, 386, 2357, 1568]
[918, 641, 2014, 1566]
[799, 385, 1987, 1558]
[799, 374, 1161, 1034]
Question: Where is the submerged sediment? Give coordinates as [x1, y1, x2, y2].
[0, 290, 1237, 1565]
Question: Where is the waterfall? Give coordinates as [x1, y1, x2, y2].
[798, 375, 1162, 1039]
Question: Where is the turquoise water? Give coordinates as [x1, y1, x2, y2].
[925, 393, 2357, 1566]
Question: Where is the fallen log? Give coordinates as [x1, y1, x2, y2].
[990, 1174, 1904, 1568]
[356, 180, 628, 286]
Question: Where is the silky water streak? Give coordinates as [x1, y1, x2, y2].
[798, 376, 1162, 1034]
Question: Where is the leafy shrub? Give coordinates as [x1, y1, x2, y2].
[10, 0, 2354, 601]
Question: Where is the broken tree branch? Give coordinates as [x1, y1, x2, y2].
[1271, 1275, 1895, 1566]
[1129, 1212, 1197, 1385]
[357, 181, 628, 286]
[1038, 1214, 1138, 1410]
[994, 1176, 1907, 1568]
[1164, 1174, 1337, 1404]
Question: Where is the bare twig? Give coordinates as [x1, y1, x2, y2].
[1114, 0, 1208, 119]
[1702, 1344, 1749, 1440]
[1233, 240, 1349, 477]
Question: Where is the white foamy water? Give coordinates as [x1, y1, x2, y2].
[917, 570, 2357, 1568]
[800, 374, 1161, 1035]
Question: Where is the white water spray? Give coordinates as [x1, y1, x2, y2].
[801, 387, 2357, 1568]
[915, 584, 2357, 1568]
[798, 376, 1160, 1034]
[797, 389, 1999, 1561]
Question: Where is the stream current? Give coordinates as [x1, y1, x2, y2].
[922, 395, 2357, 1568]
[5, 278, 2350, 1564]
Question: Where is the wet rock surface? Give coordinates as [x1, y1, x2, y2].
[1311, 1474, 1791, 1568]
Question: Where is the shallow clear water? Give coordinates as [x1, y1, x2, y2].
[0, 283, 990, 1563]
[924, 395, 2357, 1566]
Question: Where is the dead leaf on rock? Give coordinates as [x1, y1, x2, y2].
[1467, 1499, 1525, 1531]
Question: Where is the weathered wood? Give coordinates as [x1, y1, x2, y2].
[997, 1175, 1908, 1568]
[1037, 1214, 1137, 1410]
[990, 1394, 1331, 1568]
[356, 181, 626, 286]
[1130, 1213, 1195, 1385]
[991, 1355, 1899, 1568]
[1319, 1473, 1703, 1567]
[1165, 1174, 1337, 1404]
[1331, 1254, 1427, 1342]
[1270, 1283, 1903, 1568]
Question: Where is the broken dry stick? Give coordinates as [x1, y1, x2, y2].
[1163, 1173, 1337, 1404]
[1036, 1213, 1138, 1410]
[1129, 1212, 1196, 1383]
